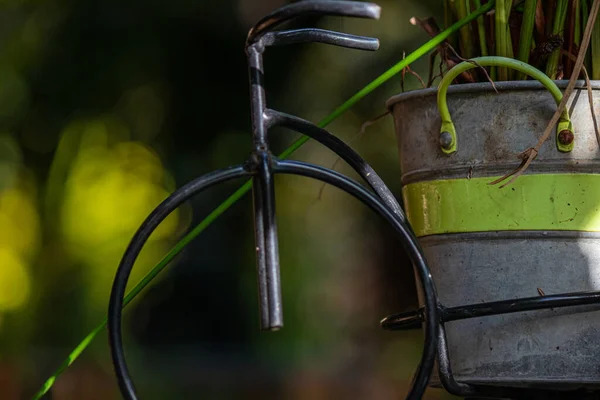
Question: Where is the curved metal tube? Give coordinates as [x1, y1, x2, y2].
[265, 109, 405, 220]
[436, 325, 480, 397]
[246, 0, 381, 45]
[382, 290, 600, 330]
[380, 308, 425, 331]
[272, 159, 439, 400]
[437, 56, 573, 154]
[253, 151, 282, 330]
[108, 159, 438, 400]
[108, 164, 253, 400]
[436, 324, 589, 399]
[262, 28, 379, 51]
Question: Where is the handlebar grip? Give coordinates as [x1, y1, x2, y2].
[247, 0, 380, 44]
[262, 28, 379, 51]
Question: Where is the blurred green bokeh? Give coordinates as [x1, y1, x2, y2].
[0, 0, 457, 399]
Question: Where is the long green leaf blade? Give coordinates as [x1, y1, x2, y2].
[517, 0, 537, 79]
[592, 0, 600, 78]
[495, 0, 509, 79]
[546, 0, 568, 79]
[474, 0, 489, 56]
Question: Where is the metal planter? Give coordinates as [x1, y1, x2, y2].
[387, 81, 600, 389]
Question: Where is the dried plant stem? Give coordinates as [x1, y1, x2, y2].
[446, 44, 498, 91]
[314, 111, 393, 202]
[411, 16, 478, 84]
[493, 0, 600, 188]
[534, 0, 545, 42]
[562, 49, 600, 147]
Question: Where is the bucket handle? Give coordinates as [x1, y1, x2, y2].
[436, 56, 574, 155]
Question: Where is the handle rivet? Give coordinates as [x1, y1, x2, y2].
[440, 131, 453, 150]
[558, 130, 574, 145]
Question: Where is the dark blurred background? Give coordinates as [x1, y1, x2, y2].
[0, 0, 456, 398]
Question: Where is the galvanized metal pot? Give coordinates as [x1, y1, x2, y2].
[386, 81, 600, 389]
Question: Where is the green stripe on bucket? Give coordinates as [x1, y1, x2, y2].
[402, 174, 600, 237]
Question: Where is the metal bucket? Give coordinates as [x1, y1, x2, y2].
[386, 81, 600, 389]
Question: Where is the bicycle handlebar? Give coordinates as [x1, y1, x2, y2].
[246, 0, 380, 45]
[262, 28, 379, 51]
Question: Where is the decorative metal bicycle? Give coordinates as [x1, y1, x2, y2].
[107, 1, 600, 399]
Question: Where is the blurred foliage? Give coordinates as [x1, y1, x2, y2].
[0, 0, 457, 399]
[57, 118, 185, 313]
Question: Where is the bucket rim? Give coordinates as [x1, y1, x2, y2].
[385, 79, 600, 111]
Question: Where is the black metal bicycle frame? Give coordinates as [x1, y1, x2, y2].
[108, 2, 437, 399]
[106, 1, 600, 400]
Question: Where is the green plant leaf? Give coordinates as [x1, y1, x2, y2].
[517, 0, 537, 79]
[546, 0, 569, 79]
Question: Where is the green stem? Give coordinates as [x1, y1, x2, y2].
[517, 0, 537, 79]
[583, 0, 592, 72]
[30, 322, 106, 400]
[437, 56, 571, 154]
[505, 0, 514, 79]
[456, 0, 475, 58]
[445, 0, 459, 49]
[593, 0, 600, 79]
[545, 0, 568, 79]
[506, 23, 514, 79]
[575, 0, 582, 47]
[444, 0, 452, 29]
[495, 0, 509, 79]
[30, 2, 497, 399]
[474, 0, 489, 56]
